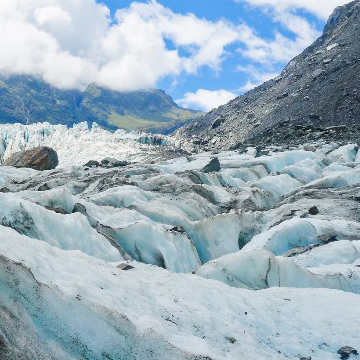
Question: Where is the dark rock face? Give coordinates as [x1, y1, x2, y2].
[177, 0, 360, 149]
[3, 147, 58, 170]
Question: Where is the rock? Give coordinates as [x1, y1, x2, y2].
[3, 146, 58, 171]
[84, 158, 129, 168]
[283, 244, 317, 257]
[318, 234, 338, 243]
[117, 263, 135, 271]
[170, 225, 185, 233]
[45, 206, 67, 215]
[101, 157, 130, 168]
[201, 157, 220, 173]
[72, 203, 88, 216]
[84, 160, 100, 167]
[256, 149, 270, 157]
[37, 183, 50, 191]
[303, 145, 317, 152]
[276, 92, 289, 100]
[312, 68, 325, 79]
[308, 206, 319, 215]
[324, 125, 347, 132]
[337, 346, 358, 359]
[226, 337, 237, 344]
[309, 113, 321, 120]
[212, 117, 225, 129]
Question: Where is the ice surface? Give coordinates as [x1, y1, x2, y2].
[0, 193, 123, 261]
[0, 129, 360, 358]
[242, 218, 360, 255]
[0, 230, 359, 360]
[327, 144, 358, 163]
[0, 122, 174, 166]
[196, 248, 360, 293]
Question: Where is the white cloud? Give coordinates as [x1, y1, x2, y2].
[0, 0, 351, 101]
[236, 10, 320, 65]
[237, 65, 279, 91]
[177, 89, 238, 111]
[235, 0, 351, 19]
[0, 0, 239, 91]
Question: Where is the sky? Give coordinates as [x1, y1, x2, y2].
[0, 0, 352, 111]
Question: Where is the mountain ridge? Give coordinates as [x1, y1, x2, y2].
[0, 74, 202, 134]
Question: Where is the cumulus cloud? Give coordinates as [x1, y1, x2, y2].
[177, 89, 238, 111]
[0, 0, 350, 102]
[0, 0, 239, 91]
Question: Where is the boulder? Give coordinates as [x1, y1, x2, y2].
[3, 147, 58, 171]
[337, 346, 358, 359]
[308, 206, 319, 215]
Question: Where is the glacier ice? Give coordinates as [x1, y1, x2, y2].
[0, 122, 174, 167]
[0, 124, 359, 358]
[0, 230, 359, 360]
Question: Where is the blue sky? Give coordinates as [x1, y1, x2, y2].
[0, 0, 350, 111]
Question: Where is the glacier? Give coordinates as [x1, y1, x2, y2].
[0, 123, 359, 359]
[0, 122, 174, 166]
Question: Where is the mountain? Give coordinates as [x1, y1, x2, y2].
[0, 75, 202, 134]
[177, 0, 360, 149]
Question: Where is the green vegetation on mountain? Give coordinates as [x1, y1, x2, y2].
[0, 75, 202, 133]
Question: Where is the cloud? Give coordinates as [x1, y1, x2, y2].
[234, 0, 351, 19]
[236, 9, 321, 65]
[177, 89, 238, 111]
[237, 65, 280, 91]
[0, 0, 239, 91]
[0, 0, 350, 100]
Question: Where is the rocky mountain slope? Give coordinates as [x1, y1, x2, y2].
[177, 0, 360, 149]
[0, 75, 201, 133]
[0, 133, 359, 359]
